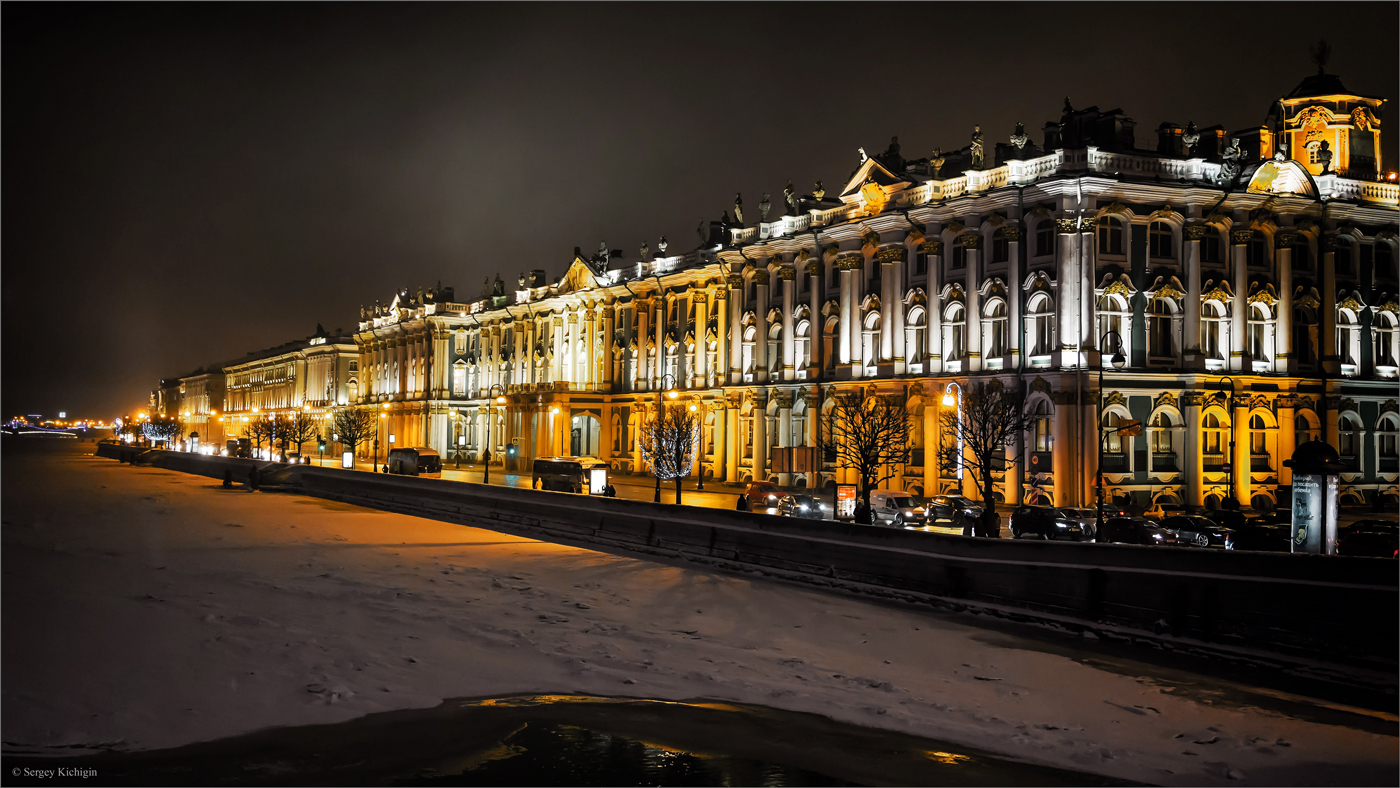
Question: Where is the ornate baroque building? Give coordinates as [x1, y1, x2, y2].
[159, 70, 1400, 510]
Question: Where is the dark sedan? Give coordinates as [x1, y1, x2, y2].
[1009, 505, 1091, 541]
[1225, 522, 1293, 552]
[1160, 515, 1235, 548]
[1099, 517, 1178, 546]
[1337, 520, 1399, 558]
[777, 494, 831, 521]
[925, 495, 984, 522]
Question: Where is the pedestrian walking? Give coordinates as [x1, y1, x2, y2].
[736, 493, 749, 512]
[955, 507, 972, 537]
[247, 466, 260, 492]
[604, 484, 617, 498]
[854, 499, 872, 525]
[222, 468, 233, 489]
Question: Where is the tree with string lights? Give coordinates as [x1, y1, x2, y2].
[638, 403, 700, 505]
[141, 415, 182, 445]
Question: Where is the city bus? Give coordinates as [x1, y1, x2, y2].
[532, 456, 609, 494]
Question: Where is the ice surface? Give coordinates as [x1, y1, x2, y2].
[3, 440, 1395, 786]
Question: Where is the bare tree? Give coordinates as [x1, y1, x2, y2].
[278, 411, 320, 458]
[821, 389, 911, 506]
[638, 404, 699, 504]
[332, 409, 376, 462]
[937, 380, 1026, 519]
[242, 418, 274, 457]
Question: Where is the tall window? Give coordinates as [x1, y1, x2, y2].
[1248, 304, 1270, 362]
[1030, 296, 1054, 356]
[1098, 294, 1129, 348]
[830, 266, 840, 289]
[1097, 216, 1124, 255]
[1150, 412, 1175, 455]
[1035, 223, 1054, 257]
[952, 238, 966, 269]
[1202, 301, 1226, 362]
[1376, 312, 1398, 367]
[1378, 415, 1399, 461]
[1104, 410, 1123, 453]
[1203, 413, 1226, 455]
[1337, 310, 1359, 366]
[1293, 236, 1313, 271]
[907, 308, 926, 364]
[1247, 231, 1268, 267]
[945, 304, 965, 362]
[914, 252, 928, 275]
[1338, 415, 1361, 457]
[801, 271, 811, 292]
[1336, 243, 1353, 275]
[869, 262, 881, 287]
[795, 320, 810, 369]
[1378, 243, 1395, 280]
[452, 362, 466, 397]
[991, 229, 1008, 263]
[1249, 414, 1268, 456]
[1149, 221, 1173, 259]
[454, 331, 468, 355]
[1293, 308, 1315, 366]
[1148, 298, 1174, 358]
[1033, 402, 1052, 452]
[984, 301, 1007, 358]
[1295, 413, 1319, 447]
[1201, 233, 1222, 264]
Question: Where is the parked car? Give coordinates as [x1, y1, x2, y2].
[777, 494, 831, 521]
[1204, 509, 1249, 530]
[1008, 505, 1091, 541]
[924, 495, 984, 523]
[1056, 508, 1101, 540]
[387, 447, 443, 478]
[1160, 515, 1235, 548]
[744, 481, 783, 510]
[869, 490, 928, 527]
[1337, 520, 1399, 558]
[1142, 502, 1189, 521]
[1099, 517, 1178, 546]
[1225, 522, 1293, 552]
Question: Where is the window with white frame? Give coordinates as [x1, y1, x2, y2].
[1295, 412, 1320, 447]
[1148, 298, 1175, 358]
[1337, 309, 1360, 368]
[984, 300, 1007, 358]
[1248, 303, 1272, 363]
[1150, 411, 1176, 458]
[1097, 294, 1130, 349]
[1202, 412, 1227, 457]
[795, 320, 810, 369]
[1202, 301, 1227, 363]
[1373, 311, 1397, 369]
[906, 307, 925, 365]
[1377, 414, 1398, 464]
[944, 303, 965, 362]
[1104, 410, 1124, 453]
[862, 312, 880, 366]
[452, 362, 466, 397]
[991, 228, 1008, 264]
[1035, 222, 1055, 257]
[1338, 414, 1361, 458]
[1028, 295, 1054, 356]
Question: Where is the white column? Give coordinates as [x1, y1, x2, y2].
[583, 310, 597, 389]
[602, 305, 616, 389]
[807, 260, 822, 372]
[712, 401, 727, 482]
[714, 290, 728, 388]
[551, 316, 564, 383]
[1057, 219, 1080, 360]
[1185, 394, 1202, 509]
[777, 393, 792, 487]
[1183, 226, 1204, 365]
[754, 270, 770, 382]
[752, 390, 768, 482]
[890, 248, 905, 365]
[838, 258, 856, 367]
[1276, 234, 1294, 375]
[725, 396, 741, 483]
[728, 276, 743, 384]
[780, 268, 796, 380]
[927, 240, 944, 373]
[963, 234, 982, 372]
[1230, 228, 1250, 372]
[654, 295, 665, 387]
[1007, 228, 1022, 368]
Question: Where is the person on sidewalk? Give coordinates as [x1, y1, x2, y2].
[222, 468, 233, 489]
[736, 493, 749, 512]
[247, 466, 260, 492]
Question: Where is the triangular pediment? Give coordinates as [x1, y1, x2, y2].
[556, 256, 599, 295]
[839, 156, 911, 199]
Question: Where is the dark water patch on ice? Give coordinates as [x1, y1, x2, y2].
[0, 694, 1137, 786]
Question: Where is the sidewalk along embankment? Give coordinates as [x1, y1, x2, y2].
[95, 443, 1399, 688]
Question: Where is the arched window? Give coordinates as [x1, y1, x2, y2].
[1029, 295, 1054, 356]
[1032, 401, 1052, 452]
[1202, 301, 1227, 365]
[1202, 412, 1227, 467]
[1149, 221, 1173, 259]
[795, 320, 810, 370]
[1151, 411, 1176, 454]
[454, 330, 468, 355]
[741, 325, 756, 374]
[944, 304, 965, 363]
[1097, 216, 1124, 255]
[1104, 410, 1124, 453]
[1338, 414, 1362, 459]
[1295, 412, 1320, 447]
[1148, 298, 1175, 358]
[991, 228, 1009, 263]
[1337, 309, 1359, 367]
[1378, 242, 1396, 280]
[1097, 294, 1130, 350]
[1293, 307, 1316, 366]
[1248, 303, 1271, 364]
[906, 307, 926, 367]
[1373, 311, 1398, 369]
[1250, 414, 1269, 457]
[984, 300, 1007, 358]
[861, 312, 880, 366]
[768, 323, 783, 375]
[1377, 414, 1399, 468]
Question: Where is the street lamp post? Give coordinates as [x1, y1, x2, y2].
[375, 404, 389, 472]
[1095, 331, 1128, 537]
[655, 373, 679, 503]
[1217, 376, 1236, 509]
[484, 385, 506, 486]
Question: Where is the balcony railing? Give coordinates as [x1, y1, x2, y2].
[1339, 454, 1359, 471]
[1202, 453, 1225, 471]
[1380, 456, 1399, 473]
[1250, 455, 1272, 472]
[1152, 455, 1179, 472]
[1101, 453, 1129, 473]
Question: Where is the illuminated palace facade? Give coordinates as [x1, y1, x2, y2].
[162, 70, 1399, 510]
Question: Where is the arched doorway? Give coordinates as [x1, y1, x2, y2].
[571, 413, 601, 457]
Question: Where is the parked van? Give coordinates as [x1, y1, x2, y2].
[386, 447, 442, 478]
[225, 438, 252, 458]
[532, 456, 609, 494]
[869, 490, 928, 527]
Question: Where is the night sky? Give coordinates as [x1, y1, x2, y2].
[4, 3, 1396, 419]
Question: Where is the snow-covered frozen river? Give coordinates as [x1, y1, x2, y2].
[3, 438, 1395, 786]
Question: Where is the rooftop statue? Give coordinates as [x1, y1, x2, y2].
[518, 272, 527, 289]
[1182, 121, 1200, 157]
[658, 235, 668, 255]
[1218, 137, 1243, 187]
[481, 277, 491, 297]
[858, 147, 868, 162]
[640, 240, 650, 261]
[784, 180, 797, 215]
[696, 217, 707, 244]
[733, 193, 744, 225]
[759, 193, 771, 222]
[492, 274, 505, 298]
[1010, 122, 1028, 149]
[1063, 96, 1074, 115]
[929, 148, 945, 178]
[885, 135, 900, 157]
[1316, 140, 1333, 174]
[813, 180, 825, 201]
[970, 125, 985, 170]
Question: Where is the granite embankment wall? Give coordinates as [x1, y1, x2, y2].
[95, 443, 1398, 676]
